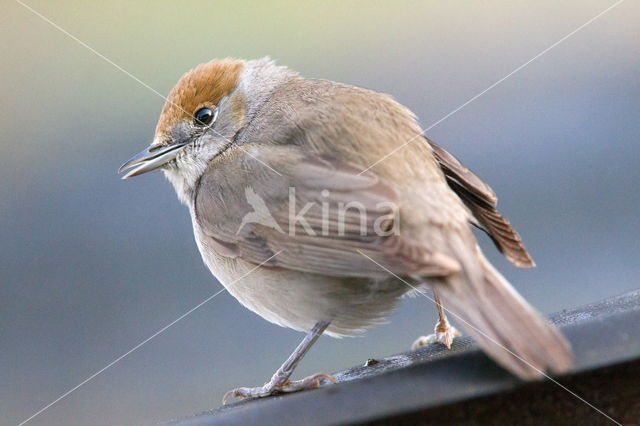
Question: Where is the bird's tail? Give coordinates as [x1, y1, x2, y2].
[432, 235, 573, 379]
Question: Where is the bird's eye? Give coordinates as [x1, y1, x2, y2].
[194, 107, 216, 127]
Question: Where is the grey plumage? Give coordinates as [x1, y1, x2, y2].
[121, 58, 572, 385]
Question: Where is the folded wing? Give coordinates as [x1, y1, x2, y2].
[194, 145, 460, 278]
[428, 139, 535, 268]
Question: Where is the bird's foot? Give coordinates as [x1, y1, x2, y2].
[223, 373, 336, 404]
[412, 324, 461, 350]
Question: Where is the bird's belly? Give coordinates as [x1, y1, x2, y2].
[193, 226, 407, 337]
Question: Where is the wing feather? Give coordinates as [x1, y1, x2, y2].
[428, 139, 535, 268]
[194, 145, 460, 278]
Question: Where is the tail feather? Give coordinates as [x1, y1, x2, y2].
[432, 236, 572, 379]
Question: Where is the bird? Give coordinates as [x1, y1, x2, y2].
[119, 57, 572, 402]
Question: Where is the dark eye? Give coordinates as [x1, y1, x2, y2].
[194, 107, 216, 127]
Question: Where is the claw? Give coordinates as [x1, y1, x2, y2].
[223, 387, 250, 405]
[412, 325, 461, 350]
[223, 373, 337, 404]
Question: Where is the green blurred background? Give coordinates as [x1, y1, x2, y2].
[1, 1, 638, 424]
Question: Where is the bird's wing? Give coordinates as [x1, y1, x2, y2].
[194, 144, 460, 278]
[427, 138, 535, 268]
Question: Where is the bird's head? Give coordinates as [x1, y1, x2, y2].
[118, 57, 296, 203]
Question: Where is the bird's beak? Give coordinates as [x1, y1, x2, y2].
[118, 142, 189, 179]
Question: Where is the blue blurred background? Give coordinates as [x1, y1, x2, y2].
[1, 1, 638, 424]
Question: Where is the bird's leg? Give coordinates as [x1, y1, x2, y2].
[223, 321, 337, 404]
[412, 289, 461, 350]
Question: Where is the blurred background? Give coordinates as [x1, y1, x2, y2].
[1, 1, 638, 424]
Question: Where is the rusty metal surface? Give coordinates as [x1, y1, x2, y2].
[161, 290, 640, 426]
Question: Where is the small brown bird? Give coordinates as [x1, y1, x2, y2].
[119, 57, 572, 402]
